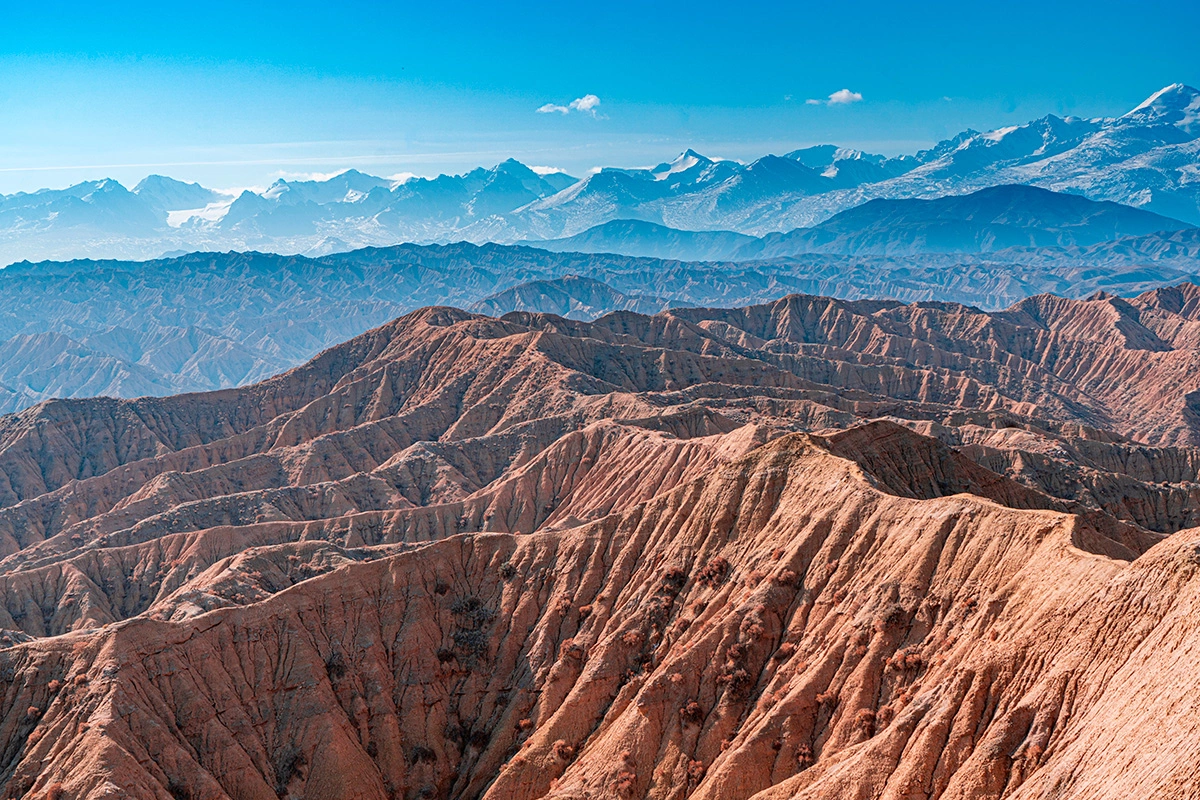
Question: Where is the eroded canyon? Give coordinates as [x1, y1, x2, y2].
[3, 286, 1200, 799]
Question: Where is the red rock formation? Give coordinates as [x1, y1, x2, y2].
[0, 290, 1198, 799]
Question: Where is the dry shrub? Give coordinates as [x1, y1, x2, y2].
[773, 569, 798, 586]
[696, 557, 730, 587]
[853, 708, 876, 735]
[662, 567, 688, 592]
[717, 668, 752, 697]
[887, 648, 923, 671]
[679, 701, 704, 724]
[559, 639, 585, 660]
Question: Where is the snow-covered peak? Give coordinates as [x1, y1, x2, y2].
[652, 149, 711, 180]
[1130, 83, 1193, 112]
[981, 125, 1020, 143]
[263, 180, 291, 200]
[1121, 83, 1200, 135]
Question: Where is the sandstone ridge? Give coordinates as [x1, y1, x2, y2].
[0, 291, 1198, 799]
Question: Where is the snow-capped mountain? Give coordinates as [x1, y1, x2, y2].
[865, 83, 1200, 225]
[1, 84, 1197, 265]
[133, 175, 226, 213]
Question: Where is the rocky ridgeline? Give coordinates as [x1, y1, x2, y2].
[0, 290, 1199, 798]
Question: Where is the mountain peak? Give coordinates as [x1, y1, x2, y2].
[494, 158, 537, 176]
[1131, 83, 1199, 111]
[651, 149, 712, 180]
[1122, 83, 1200, 134]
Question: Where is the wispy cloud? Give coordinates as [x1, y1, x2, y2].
[806, 89, 864, 106]
[537, 94, 602, 117]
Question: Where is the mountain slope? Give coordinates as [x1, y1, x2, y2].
[133, 175, 224, 212]
[741, 184, 1192, 257]
[0, 240, 1197, 415]
[468, 275, 682, 320]
[529, 219, 756, 261]
[465, 277, 681, 321]
[0, 293, 1198, 798]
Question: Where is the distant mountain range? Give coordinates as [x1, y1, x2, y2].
[468, 275, 684, 320]
[531, 219, 756, 261]
[2, 84, 1199, 264]
[0, 225, 1197, 412]
[737, 184, 1191, 258]
[529, 186, 1192, 260]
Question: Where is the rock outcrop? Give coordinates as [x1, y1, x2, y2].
[0, 293, 1198, 799]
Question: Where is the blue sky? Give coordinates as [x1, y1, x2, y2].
[0, 0, 1196, 193]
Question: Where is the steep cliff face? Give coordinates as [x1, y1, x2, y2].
[0, 293, 1198, 799]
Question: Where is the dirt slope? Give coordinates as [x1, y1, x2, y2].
[0, 291, 1198, 799]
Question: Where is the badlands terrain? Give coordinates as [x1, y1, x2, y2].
[2, 286, 1200, 798]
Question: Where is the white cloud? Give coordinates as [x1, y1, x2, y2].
[805, 89, 864, 107]
[537, 94, 602, 117]
[569, 94, 601, 116]
[529, 165, 566, 175]
[827, 89, 863, 105]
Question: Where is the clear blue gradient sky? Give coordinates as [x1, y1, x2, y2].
[1, 0, 1196, 193]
